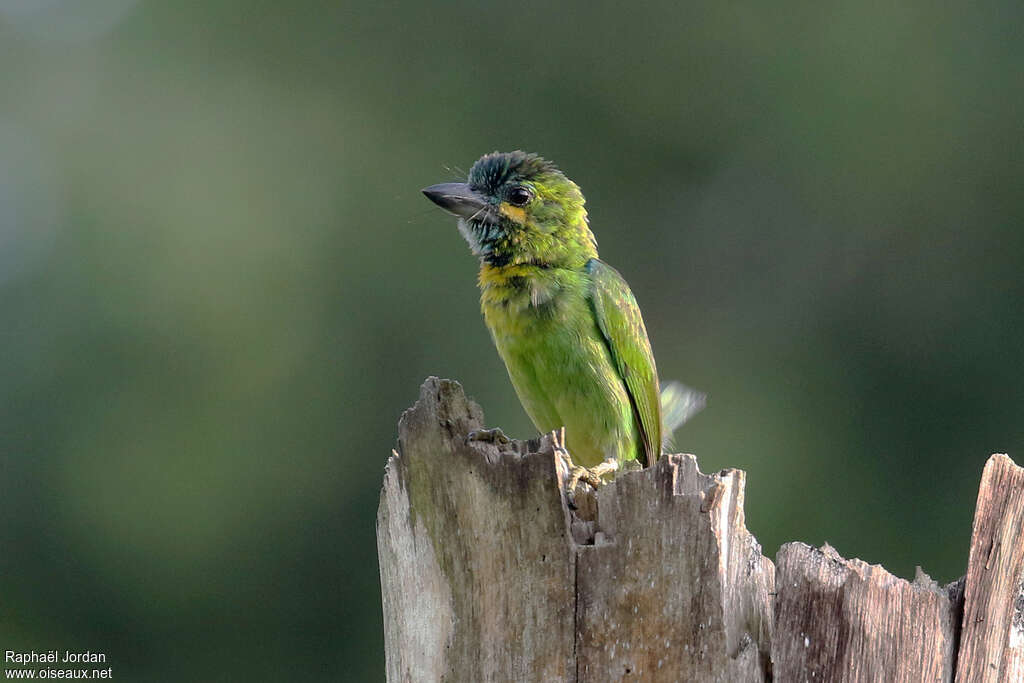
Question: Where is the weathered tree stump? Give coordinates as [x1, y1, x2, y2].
[773, 544, 962, 682]
[956, 454, 1024, 682]
[377, 378, 1023, 682]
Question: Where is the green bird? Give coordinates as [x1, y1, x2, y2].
[423, 151, 703, 482]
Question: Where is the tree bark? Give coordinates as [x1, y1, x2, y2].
[955, 454, 1024, 682]
[377, 378, 575, 682]
[377, 378, 1020, 683]
[574, 454, 774, 681]
[773, 543, 963, 682]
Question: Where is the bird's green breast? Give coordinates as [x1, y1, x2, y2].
[478, 263, 640, 466]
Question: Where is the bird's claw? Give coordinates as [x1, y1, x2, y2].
[569, 459, 619, 491]
[552, 427, 618, 495]
[467, 427, 511, 445]
[567, 462, 604, 490]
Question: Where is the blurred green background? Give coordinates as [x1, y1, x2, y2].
[1, 1, 1021, 679]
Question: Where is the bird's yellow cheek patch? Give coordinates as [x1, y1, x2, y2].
[498, 203, 527, 224]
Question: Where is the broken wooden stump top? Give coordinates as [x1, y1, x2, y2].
[377, 377, 1022, 682]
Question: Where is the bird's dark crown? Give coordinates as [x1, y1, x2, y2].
[468, 151, 560, 195]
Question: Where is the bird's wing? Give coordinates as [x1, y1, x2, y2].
[586, 258, 661, 466]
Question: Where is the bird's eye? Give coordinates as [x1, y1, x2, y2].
[507, 187, 533, 207]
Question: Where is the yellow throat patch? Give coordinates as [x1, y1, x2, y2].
[498, 202, 527, 224]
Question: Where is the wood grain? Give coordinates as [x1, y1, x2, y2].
[377, 378, 576, 682]
[955, 454, 1024, 683]
[378, 378, 1020, 683]
[575, 455, 774, 681]
[774, 543, 962, 682]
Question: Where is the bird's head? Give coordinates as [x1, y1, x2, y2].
[423, 151, 597, 268]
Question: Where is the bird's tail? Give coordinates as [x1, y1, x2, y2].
[660, 380, 707, 450]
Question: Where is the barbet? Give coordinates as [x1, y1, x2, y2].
[423, 151, 703, 484]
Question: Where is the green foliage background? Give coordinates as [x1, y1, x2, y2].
[1, 1, 1021, 679]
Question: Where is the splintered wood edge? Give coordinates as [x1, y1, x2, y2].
[773, 542, 961, 682]
[380, 377, 578, 681]
[380, 379, 1018, 683]
[955, 454, 1024, 683]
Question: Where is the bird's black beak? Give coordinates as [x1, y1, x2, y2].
[422, 182, 488, 219]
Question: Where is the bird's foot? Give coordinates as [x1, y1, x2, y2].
[552, 427, 618, 494]
[567, 459, 619, 490]
[467, 427, 511, 445]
